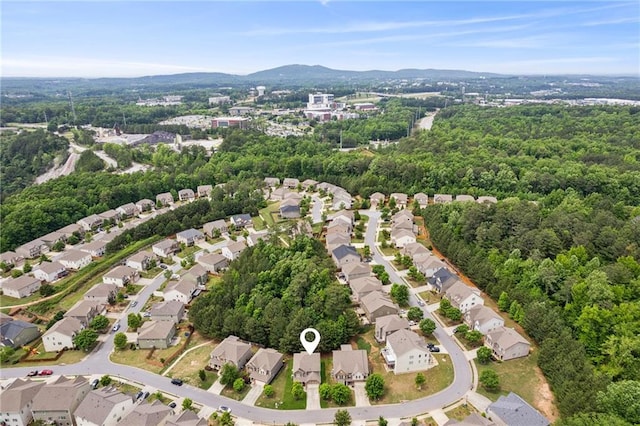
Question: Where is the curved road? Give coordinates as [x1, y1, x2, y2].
[0, 210, 472, 423]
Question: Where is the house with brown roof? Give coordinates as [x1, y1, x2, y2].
[137, 321, 176, 349]
[136, 199, 155, 213]
[0, 251, 22, 267]
[264, 177, 280, 188]
[283, 178, 300, 189]
[2, 275, 41, 299]
[33, 261, 66, 282]
[484, 327, 531, 361]
[360, 291, 399, 323]
[99, 210, 120, 224]
[156, 192, 174, 206]
[150, 300, 185, 324]
[178, 189, 195, 202]
[415, 256, 446, 278]
[152, 239, 179, 258]
[197, 185, 213, 198]
[301, 179, 318, 190]
[413, 193, 429, 209]
[246, 348, 285, 384]
[103, 265, 139, 287]
[77, 214, 103, 231]
[401, 242, 430, 260]
[126, 250, 154, 271]
[58, 250, 92, 270]
[349, 276, 383, 302]
[116, 203, 137, 219]
[477, 196, 498, 204]
[370, 192, 385, 208]
[165, 410, 208, 426]
[326, 231, 351, 252]
[375, 314, 410, 343]
[64, 300, 104, 327]
[15, 239, 46, 259]
[331, 344, 369, 385]
[221, 240, 247, 261]
[455, 195, 475, 203]
[209, 335, 253, 371]
[40, 231, 66, 250]
[74, 386, 135, 426]
[120, 400, 173, 426]
[42, 317, 84, 352]
[163, 279, 196, 304]
[197, 252, 229, 273]
[0, 378, 44, 426]
[464, 305, 505, 335]
[391, 228, 416, 248]
[292, 352, 321, 386]
[31, 376, 91, 426]
[84, 283, 118, 305]
[80, 240, 107, 258]
[203, 219, 228, 237]
[342, 262, 371, 282]
[443, 281, 484, 313]
[383, 329, 433, 374]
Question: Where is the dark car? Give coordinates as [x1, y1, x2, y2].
[429, 346, 440, 352]
[171, 378, 183, 386]
[90, 379, 100, 389]
[27, 370, 38, 377]
[142, 391, 150, 399]
[168, 402, 177, 408]
[160, 264, 168, 269]
[135, 391, 144, 400]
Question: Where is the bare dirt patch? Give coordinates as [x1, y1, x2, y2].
[534, 367, 558, 422]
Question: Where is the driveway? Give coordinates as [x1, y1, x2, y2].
[306, 383, 321, 409]
[242, 382, 264, 405]
[353, 382, 370, 407]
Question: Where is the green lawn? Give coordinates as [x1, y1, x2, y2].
[141, 266, 162, 279]
[254, 359, 306, 410]
[220, 382, 252, 401]
[419, 291, 440, 304]
[177, 245, 200, 259]
[258, 202, 284, 229]
[147, 391, 174, 405]
[445, 403, 476, 421]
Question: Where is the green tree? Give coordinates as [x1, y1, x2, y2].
[116, 292, 125, 303]
[597, 380, 640, 424]
[556, 412, 631, 426]
[263, 384, 274, 398]
[477, 346, 493, 364]
[407, 307, 424, 322]
[113, 332, 128, 350]
[419, 318, 436, 336]
[220, 364, 240, 386]
[390, 283, 409, 306]
[497, 291, 510, 311]
[219, 411, 234, 426]
[11, 269, 23, 278]
[182, 398, 193, 411]
[73, 329, 98, 351]
[100, 375, 112, 386]
[292, 381, 305, 400]
[334, 409, 352, 426]
[465, 330, 483, 345]
[127, 313, 142, 330]
[52, 240, 66, 252]
[0, 346, 15, 363]
[415, 373, 426, 390]
[332, 383, 351, 405]
[199, 369, 207, 381]
[39, 284, 55, 297]
[365, 373, 385, 400]
[90, 315, 109, 331]
[23, 261, 32, 273]
[479, 369, 500, 391]
[378, 417, 388, 426]
[233, 378, 245, 392]
[319, 383, 332, 400]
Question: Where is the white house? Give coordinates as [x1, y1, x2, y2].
[33, 261, 67, 283]
[0, 378, 44, 426]
[126, 250, 154, 272]
[2, 275, 41, 299]
[383, 329, 433, 374]
[58, 250, 92, 271]
[221, 241, 247, 261]
[152, 239, 179, 258]
[103, 266, 139, 287]
[391, 228, 416, 248]
[164, 279, 196, 304]
[80, 240, 107, 258]
[74, 386, 135, 426]
[42, 317, 84, 352]
[443, 281, 484, 313]
[464, 305, 505, 335]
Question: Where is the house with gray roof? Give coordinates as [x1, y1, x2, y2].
[197, 252, 229, 273]
[137, 321, 176, 349]
[0, 251, 22, 267]
[383, 329, 433, 374]
[370, 192, 385, 208]
[283, 178, 300, 189]
[99, 209, 120, 224]
[375, 314, 410, 343]
[292, 352, 321, 386]
[264, 177, 280, 188]
[136, 198, 155, 213]
[33, 261, 66, 283]
[230, 213, 253, 228]
[326, 232, 351, 252]
[120, 400, 173, 426]
[444, 413, 495, 426]
[64, 300, 104, 327]
[413, 193, 429, 209]
[58, 250, 92, 271]
[165, 410, 208, 426]
[415, 256, 446, 278]
[84, 283, 118, 305]
[246, 348, 285, 384]
[486, 392, 549, 426]
[444, 281, 484, 313]
[360, 291, 399, 323]
[197, 185, 213, 198]
[77, 214, 103, 231]
[209, 335, 253, 371]
[332, 190, 353, 210]
[15, 239, 46, 259]
[2, 275, 41, 299]
[464, 305, 505, 335]
[331, 344, 369, 385]
[152, 239, 179, 258]
[221, 240, 247, 261]
[484, 327, 531, 361]
[401, 242, 430, 260]
[301, 179, 318, 190]
[178, 189, 195, 202]
[31, 376, 91, 426]
[342, 262, 371, 282]
[280, 200, 301, 219]
[80, 240, 107, 258]
[391, 228, 416, 248]
[349, 276, 383, 302]
[0, 378, 44, 426]
[150, 300, 185, 324]
[156, 192, 174, 206]
[455, 194, 475, 203]
[176, 228, 204, 246]
[247, 231, 269, 247]
[126, 250, 154, 271]
[477, 196, 498, 204]
[0, 319, 40, 349]
[203, 219, 228, 237]
[434, 194, 453, 204]
[74, 386, 135, 426]
[164, 279, 196, 304]
[116, 203, 137, 219]
[332, 244, 360, 268]
[390, 193, 408, 208]
[428, 268, 459, 293]
[42, 317, 84, 352]
[103, 265, 139, 287]
[40, 231, 66, 250]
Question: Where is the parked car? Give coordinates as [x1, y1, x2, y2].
[90, 379, 99, 389]
[429, 346, 440, 353]
[417, 300, 425, 306]
[131, 301, 138, 307]
[135, 391, 144, 400]
[112, 323, 120, 332]
[168, 402, 177, 408]
[409, 321, 416, 326]
[27, 370, 38, 377]
[143, 312, 151, 318]
[218, 406, 231, 413]
[171, 378, 183, 386]
[142, 391, 150, 399]
[39, 369, 53, 376]
[160, 264, 168, 269]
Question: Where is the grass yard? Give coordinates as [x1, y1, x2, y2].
[164, 343, 217, 389]
[378, 246, 397, 256]
[445, 403, 476, 421]
[141, 267, 162, 279]
[252, 215, 266, 231]
[16, 342, 89, 366]
[220, 382, 252, 401]
[258, 202, 284, 229]
[147, 391, 174, 405]
[177, 245, 200, 259]
[112, 380, 141, 396]
[110, 348, 164, 374]
[254, 358, 306, 410]
[419, 291, 440, 304]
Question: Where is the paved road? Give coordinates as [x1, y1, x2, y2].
[311, 195, 324, 224]
[1, 210, 472, 424]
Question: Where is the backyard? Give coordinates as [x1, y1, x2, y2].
[164, 342, 218, 389]
[254, 358, 306, 410]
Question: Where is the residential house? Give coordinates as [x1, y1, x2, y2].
[349, 276, 383, 302]
[246, 348, 285, 384]
[197, 185, 213, 198]
[58, 223, 83, 239]
[477, 196, 498, 204]
[77, 214, 103, 231]
[282, 178, 300, 189]
[360, 291, 399, 323]
[16, 239, 46, 259]
[137, 321, 176, 349]
[391, 228, 416, 248]
[74, 386, 135, 426]
[209, 335, 253, 371]
[401, 242, 430, 261]
[80, 240, 107, 258]
[99, 210, 119, 224]
[126, 250, 154, 271]
[116, 203, 137, 219]
[375, 314, 410, 343]
[464, 305, 505, 335]
[342, 262, 371, 282]
[230, 213, 253, 228]
[0, 378, 44, 426]
[328, 218, 352, 235]
[444, 281, 484, 313]
[247, 231, 269, 247]
[444, 413, 495, 426]
[383, 329, 433, 374]
[58, 250, 92, 270]
[178, 189, 195, 202]
[64, 300, 104, 327]
[136, 199, 155, 213]
[197, 253, 229, 273]
[326, 231, 352, 252]
[413, 193, 429, 209]
[203, 219, 228, 237]
[332, 190, 353, 210]
[279, 200, 301, 219]
[164, 279, 196, 304]
[84, 283, 118, 305]
[165, 410, 208, 426]
[301, 179, 318, 190]
[33, 261, 66, 282]
[332, 244, 360, 268]
[2, 275, 41, 299]
[292, 352, 321, 386]
[484, 327, 531, 361]
[156, 192, 174, 206]
[103, 265, 139, 287]
[120, 400, 173, 426]
[264, 177, 280, 188]
[152, 239, 179, 258]
[40, 231, 67, 250]
[221, 240, 247, 261]
[150, 301, 185, 324]
[428, 268, 459, 293]
[183, 262, 208, 286]
[415, 256, 446, 278]
[486, 392, 549, 426]
[370, 192, 385, 208]
[0, 312, 12, 324]
[0, 251, 22, 268]
[455, 195, 475, 203]
[31, 376, 91, 426]
[392, 209, 414, 227]
[176, 229, 204, 246]
[0, 319, 40, 348]
[331, 345, 369, 385]
[390, 193, 408, 208]
[42, 317, 84, 352]
[434, 194, 453, 204]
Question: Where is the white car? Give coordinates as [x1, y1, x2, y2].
[218, 406, 231, 413]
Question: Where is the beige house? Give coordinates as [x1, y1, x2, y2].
[33, 261, 66, 282]
[401, 242, 430, 260]
[209, 335, 253, 371]
[325, 232, 351, 252]
[182, 264, 209, 287]
[443, 281, 484, 314]
[342, 262, 371, 282]
[349, 276, 383, 302]
[31, 376, 91, 426]
[176, 228, 204, 246]
[0, 251, 22, 267]
[40, 231, 66, 250]
[165, 410, 208, 426]
[136, 199, 155, 213]
[369, 192, 385, 207]
[43, 317, 84, 352]
[120, 400, 173, 426]
[301, 179, 318, 190]
[116, 202, 136, 218]
[331, 244, 360, 268]
[455, 195, 475, 203]
[383, 329, 433, 374]
[246, 348, 285, 384]
[413, 193, 429, 209]
[178, 188, 195, 202]
[2, 275, 41, 299]
[197, 252, 229, 273]
[434, 194, 453, 204]
[292, 352, 321, 386]
[150, 300, 185, 324]
[203, 219, 228, 237]
[80, 240, 107, 258]
[126, 250, 154, 271]
[16, 239, 46, 259]
[264, 177, 280, 188]
[103, 265, 139, 287]
[247, 231, 269, 247]
[197, 185, 213, 198]
[164, 279, 196, 304]
[390, 193, 408, 208]
[331, 345, 369, 385]
[84, 283, 118, 304]
[99, 210, 120, 224]
[137, 321, 176, 349]
[77, 214, 103, 231]
[156, 192, 174, 206]
[375, 314, 410, 343]
[0, 378, 44, 426]
[391, 228, 416, 248]
[464, 305, 505, 335]
[64, 300, 104, 327]
[58, 250, 93, 270]
[221, 241, 247, 261]
[74, 386, 135, 426]
[360, 291, 399, 323]
[152, 239, 179, 258]
[484, 327, 531, 361]
[283, 178, 300, 188]
[477, 196, 498, 204]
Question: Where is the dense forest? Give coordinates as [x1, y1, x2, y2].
[188, 236, 360, 353]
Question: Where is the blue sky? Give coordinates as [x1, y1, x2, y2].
[2, 1, 638, 77]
